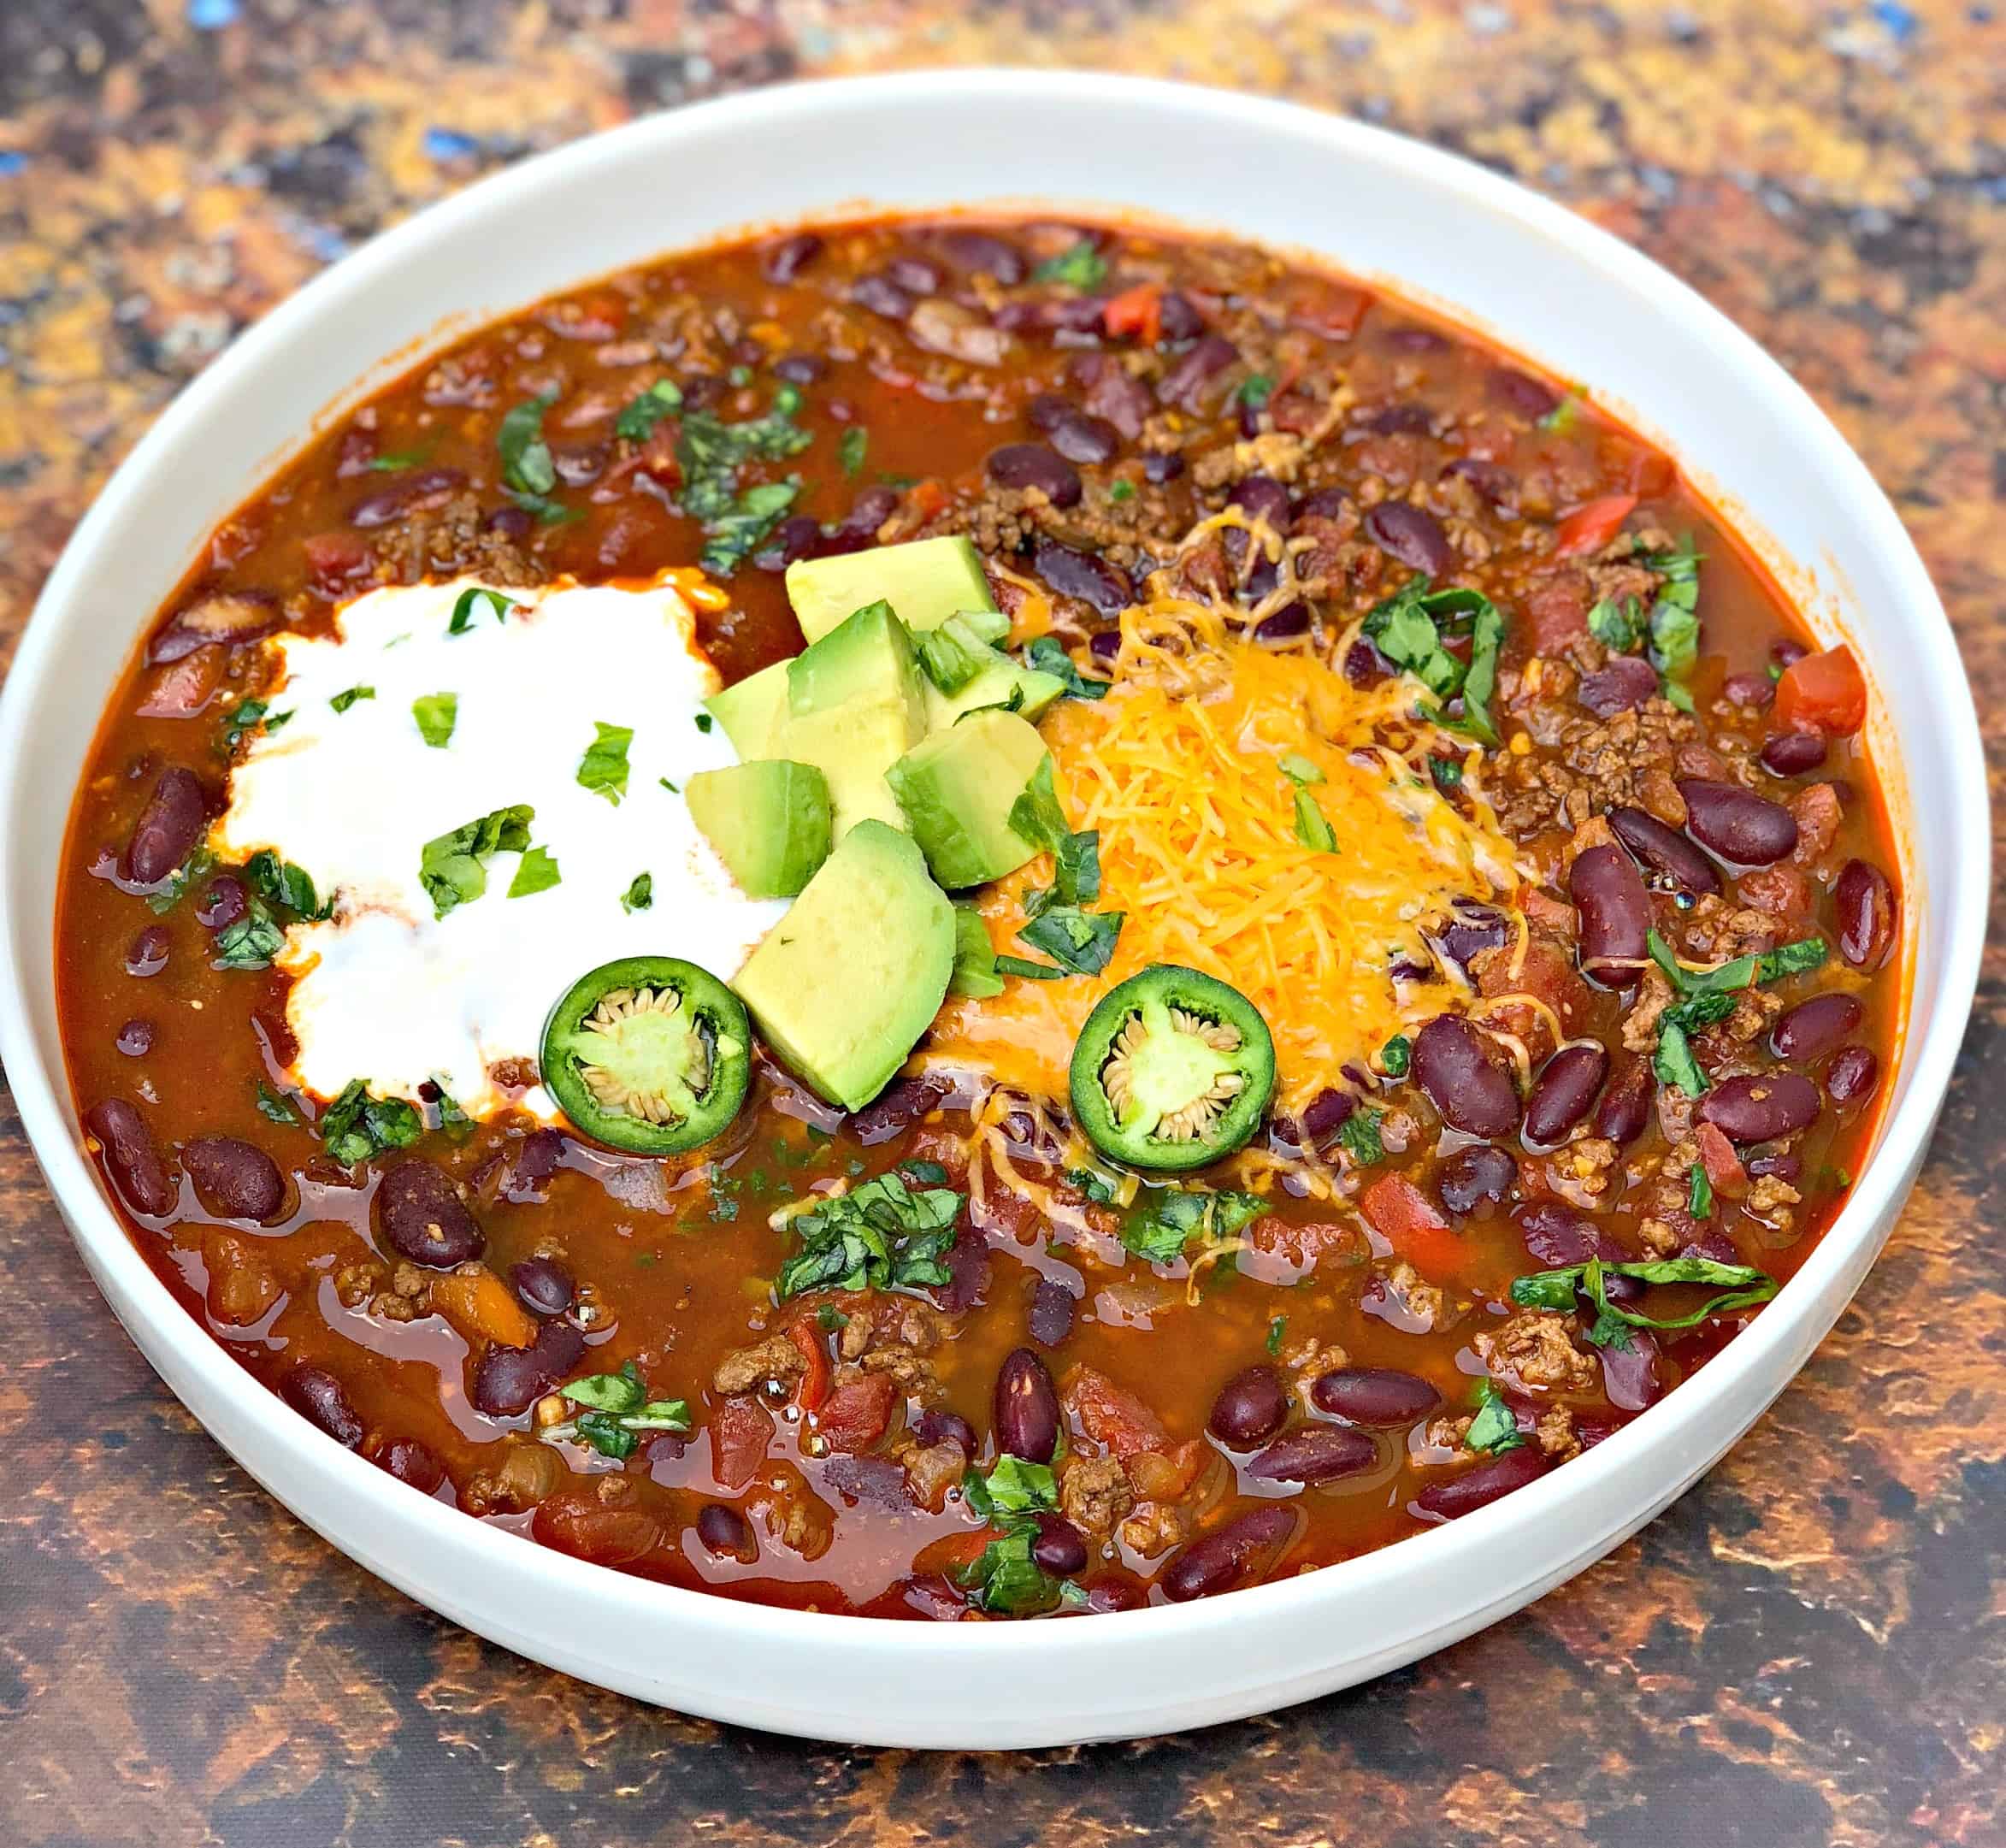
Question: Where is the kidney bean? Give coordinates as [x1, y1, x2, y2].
[1414, 1444, 1549, 1521]
[510, 1256, 574, 1317]
[1772, 638, 1807, 670]
[1084, 1570, 1148, 1612]
[1047, 410, 1121, 466]
[1696, 1072, 1821, 1142]
[1593, 1056, 1655, 1144]
[697, 1502, 758, 1562]
[1157, 333, 1237, 410]
[1608, 806, 1721, 895]
[1721, 670, 1776, 709]
[1835, 859, 1897, 970]
[987, 442, 1082, 508]
[1025, 393, 1073, 433]
[1028, 1278, 1077, 1349]
[1746, 1150, 1802, 1181]
[1427, 903, 1508, 975]
[932, 228, 1027, 284]
[1758, 731, 1827, 776]
[1245, 1425, 1380, 1485]
[281, 1364, 364, 1448]
[847, 1074, 950, 1145]
[1161, 1503, 1301, 1602]
[195, 874, 247, 931]
[1032, 536, 1131, 614]
[1030, 1513, 1089, 1575]
[1490, 367, 1559, 417]
[1310, 1367, 1441, 1426]
[1578, 655, 1661, 717]
[86, 1098, 175, 1217]
[123, 767, 208, 887]
[147, 592, 280, 664]
[850, 273, 914, 321]
[885, 255, 941, 295]
[1088, 629, 1123, 665]
[1363, 501, 1453, 576]
[1599, 1327, 1664, 1412]
[1443, 456, 1517, 505]
[1523, 1044, 1610, 1147]
[753, 514, 825, 571]
[1678, 778, 1799, 866]
[472, 1319, 585, 1420]
[770, 353, 827, 386]
[1437, 1144, 1516, 1215]
[347, 467, 465, 528]
[993, 1348, 1059, 1463]
[1570, 844, 1650, 985]
[1771, 993, 1862, 1061]
[1826, 1045, 1881, 1107]
[125, 924, 172, 977]
[182, 1137, 286, 1222]
[1230, 473, 1292, 534]
[761, 232, 823, 282]
[1254, 602, 1311, 643]
[1295, 1087, 1357, 1150]
[912, 1408, 976, 1457]
[830, 484, 900, 544]
[1516, 1201, 1630, 1269]
[374, 1159, 484, 1268]
[1413, 1015, 1520, 1137]
[1360, 402, 1434, 436]
[1154, 291, 1204, 341]
[1142, 451, 1184, 484]
[1207, 1366, 1289, 1448]
[375, 1437, 444, 1493]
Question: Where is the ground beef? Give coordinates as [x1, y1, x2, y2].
[1493, 699, 1702, 837]
[1059, 1454, 1134, 1538]
[711, 1335, 806, 1397]
[1478, 1313, 1598, 1395]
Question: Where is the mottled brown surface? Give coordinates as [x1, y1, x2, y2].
[2, 2, 2001, 1842]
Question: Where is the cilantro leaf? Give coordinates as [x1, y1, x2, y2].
[614, 378, 683, 442]
[1379, 1035, 1412, 1079]
[411, 692, 457, 747]
[498, 391, 559, 498]
[1465, 1379, 1524, 1455]
[1689, 1164, 1714, 1219]
[621, 872, 653, 914]
[547, 1361, 690, 1459]
[775, 1172, 965, 1300]
[1363, 578, 1506, 746]
[1018, 904, 1124, 977]
[1509, 1255, 1779, 1333]
[447, 586, 515, 637]
[700, 479, 800, 576]
[576, 720, 634, 806]
[418, 804, 534, 918]
[255, 1081, 298, 1125]
[506, 845, 561, 898]
[839, 425, 868, 478]
[1024, 635, 1110, 701]
[1032, 239, 1106, 288]
[317, 1079, 423, 1167]
[329, 685, 375, 714]
[1337, 1106, 1385, 1166]
[1588, 597, 1644, 652]
[1118, 1186, 1266, 1266]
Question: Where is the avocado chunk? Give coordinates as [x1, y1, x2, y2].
[686, 760, 832, 898]
[779, 599, 930, 838]
[732, 819, 954, 1111]
[787, 534, 997, 644]
[704, 659, 791, 759]
[887, 710, 1053, 889]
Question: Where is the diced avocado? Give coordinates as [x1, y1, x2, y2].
[685, 760, 832, 899]
[778, 600, 930, 838]
[732, 819, 954, 1111]
[704, 660, 791, 759]
[786, 534, 997, 645]
[887, 710, 1053, 889]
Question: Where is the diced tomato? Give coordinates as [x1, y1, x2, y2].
[785, 1320, 831, 1413]
[1292, 282, 1372, 340]
[1552, 494, 1637, 559]
[430, 1268, 537, 1350]
[1124, 1437, 1209, 1502]
[1246, 1217, 1365, 1267]
[531, 1494, 666, 1566]
[815, 1372, 896, 1454]
[1774, 645, 1867, 738]
[906, 478, 948, 523]
[1360, 1174, 1463, 1278]
[1627, 452, 1677, 499]
[1101, 282, 1163, 345]
[1695, 1122, 1749, 1201]
[709, 1394, 774, 1492]
[1523, 568, 1592, 652]
[1060, 1364, 1166, 1457]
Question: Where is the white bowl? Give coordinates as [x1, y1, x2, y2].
[0, 72, 1985, 1749]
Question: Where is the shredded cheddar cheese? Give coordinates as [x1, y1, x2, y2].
[923, 582, 1532, 1113]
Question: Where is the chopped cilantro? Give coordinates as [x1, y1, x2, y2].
[254, 1081, 298, 1125]
[1379, 1035, 1412, 1079]
[418, 804, 534, 918]
[411, 692, 457, 747]
[839, 425, 868, 478]
[1119, 1186, 1266, 1266]
[506, 845, 561, 898]
[576, 720, 634, 806]
[366, 449, 428, 472]
[693, 713, 714, 734]
[1108, 478, 1136, 503]
[447, 586, 515, 637]
[545, 1361, 691, 1460]
[1018, 904, 1123, 977]
[621, 872, 653, 914]
[675, 402, 814, 576]
[498, 390, 563, 514]
[775, 1172, 965, 1299]
[1024, 635, 1110, 701]
[1065, 1166, 1119, 1206]
[1236, 373, 1275, 410]
[1465, 1379, 1524, 1455]
[318, 1079, 422, 1167]
[1509, 1255, 1778, 1335]
[329, 685, 375, 714]
[615, 378, 682, 441]
[1364, 577, 1507, 746]
[1337, 1107, 1385, 1166]
[1689, 1165, 1714, 1219]
[1266, 1315, 1287, 1355]
[1032, 239, 1106, 288]
[222, 699, 270, 748]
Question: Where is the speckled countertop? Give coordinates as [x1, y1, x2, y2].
[2, 3, 2002, 1844]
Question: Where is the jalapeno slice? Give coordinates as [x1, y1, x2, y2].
[540, 956, 751, 1156]
[1069, 965, 1277, 1172]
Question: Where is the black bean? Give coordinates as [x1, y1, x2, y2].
[1032, 536, 1131, 613]
[1721, 670, 1775, 709]
[1826, 1045, 1881, 1107]
[281, 1364, 364, 1449]
[697, 1502, 757, 1561]
[752, 514, 825, 572]
[1030, 1513, 1089, 1575]
[1207, 1366, 1289, 1448]
[1759, 731, 1828, 776]
[847, 1074, 950, 1145]
[886, 256, 941, 295]
[1028, 1278, 1077, 1349]
[1696, 1072, 1821, 1143]
[1489, 367, 1559, 418]
[986, 442, 1082, 507]
[762, 233, 824, 283]
[123, 767, 208, 887]
[1523, 1044, 1610, 1147]
[115, 1018, 154, 1057]
[1414, 1444, 1549, 1521]
[1311, 1367, 1441, 1426]
[1363, 501, 1453, 576]
[1835, 859, 1896, 970]
[1578, 655, 1660, 718]
[373, 1159, 484, 1268]
[375, 1437, 444, 1492]
[1297, 1087, 1358, 1149]
[1592, 1056, 1655, 1145]
[486, 505, 534, 542]
[195, 875, 247, 931]
[832, 484, 900, 541]
[125, 925, 172, 977]
[1156, 333, 1237, 410]
[1678, 778, 1799, 866]
[472, 1319, 586, 1419]
[1413, 1015, 1520, 1137]
[1254, 602, 1311, 644]
[347, 467, 465, 528]
[912, 1409, 976, 1455]
[993, 1348, 1059, 1464]
[1047, 410, 1122, 466]
[1359, 402, 1433, 436]
[183, 1137, 286, 1222]
[86, 1098, 175, 1217]
[1608, 806, 1721, 895]
[770, 352, 827, 385]
[510, 1256, 575, 1317]
[1437, 1144, 1516, 1215]
[1570, 843, 1650, 986]
[932, 229, 1027, 284]
[1026, 392, 1074, 433]
[851, 274, 915, 321]
[1142, 451, 1184, 484]
[1161, 1503, 1301, 1602]
[1772, 993, 1863, 1061]
[1088, 629, 1123, 664]
[1244, 1425, 1379, 1485]
[1428, 903, 1508, 975]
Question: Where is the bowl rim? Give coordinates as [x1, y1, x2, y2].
[0, 68, 1987, 1674]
